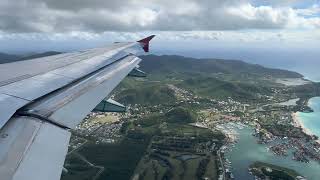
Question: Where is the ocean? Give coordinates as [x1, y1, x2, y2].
[70, 41, 319, 178]
[153, 41, 320, 178]
[298, 97, 320, 138]
[225, 97, 320, 180]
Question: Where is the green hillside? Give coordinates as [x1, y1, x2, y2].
[0, 53, 20, 64]
[0, 52, 306, 102]
[0, 51, 61, 64]
[140, 55, 303, 78]
[179, 76, 272, 101]
[115, 84, 176, 105]
[19, 51, 61, 60]
[114, 55, 302, 103]
[165, 107, 197, 123]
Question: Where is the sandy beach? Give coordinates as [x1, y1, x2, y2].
[292, 112, 320, 144]
[276, 78, 311, 86]
[292, 112, 311, 135]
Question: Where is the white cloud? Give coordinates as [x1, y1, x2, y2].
[227, 3, 320, 29]
[0, 0, 319, 33]
[1, 30, 319, 43]
[0, 0, 319, 53]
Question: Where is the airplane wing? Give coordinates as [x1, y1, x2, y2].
[0, 35, 155, 180]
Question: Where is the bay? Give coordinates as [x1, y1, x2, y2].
[226, 126, 320, 180]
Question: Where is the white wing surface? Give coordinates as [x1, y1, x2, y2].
[0, 35, 155, 180]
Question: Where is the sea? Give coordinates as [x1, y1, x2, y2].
[226, 126, 320, 180]
[297, 97, 320, 140]
[153, 41, 320, 178]
[225, 97, 320, 180]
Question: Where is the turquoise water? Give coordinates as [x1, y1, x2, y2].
[226, 126, 320, 180]
[298, 97, 320, 138]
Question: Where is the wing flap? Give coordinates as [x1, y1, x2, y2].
[0, 94, 30, 129]
[0, 42, 142, 130]
[0, 117, 71, 180]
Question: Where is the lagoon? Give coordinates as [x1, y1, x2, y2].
[226, 126, 320, 180]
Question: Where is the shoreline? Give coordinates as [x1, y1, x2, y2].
[292, 112, 311, 135]
[292, 112, 320, 144]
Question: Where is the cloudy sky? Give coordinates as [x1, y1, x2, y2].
[0, 0, 319, 54]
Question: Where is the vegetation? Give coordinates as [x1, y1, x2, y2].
[140, 55, 302, 78]
[165, 107, 197, 124]
[0, 51, 61, 64]
[179, 76, 272, 101]
[196, 157, 210, 179]
[0, 52, 20, 63]
[116, 84, 176, 105]
[289, 83, 320, 97]
[62, 153, 102, 180]
[21, 51, 62, 60]
[112, 54, 307, 103]
[250, 161, 301, 180]
[18, 53, 313, 180]
[76, 137, 150, 180]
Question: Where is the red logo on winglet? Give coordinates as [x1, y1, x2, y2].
[137, 35, 156, 52]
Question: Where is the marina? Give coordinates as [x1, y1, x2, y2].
[224, 125, 320, 180]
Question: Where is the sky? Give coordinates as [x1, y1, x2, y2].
[0, 0, 319, 79]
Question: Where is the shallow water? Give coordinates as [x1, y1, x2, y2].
[226, 126, 320, 180]
[298, 97, 320, 138]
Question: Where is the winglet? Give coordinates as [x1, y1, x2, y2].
[137, 35, 155, 52]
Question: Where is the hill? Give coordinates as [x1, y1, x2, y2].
[179, 76, 272, 101]
[0, 53, 303, 79]
[114, 55, 306, 102]
[115, 84, 176, 105]
[0, 51, 62, 64]
[165, 107, 197, 123]
[0, 52, 307, 102]
[0, 53, 20, 64]
[19, 51, 61, 60]
[139, 55, 303, 79]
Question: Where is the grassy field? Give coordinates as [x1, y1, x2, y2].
[71, 137, 150, 180]
[62, 153, 102, 180]
[204, 155, 218, 180]
[133, 151, 217, 180]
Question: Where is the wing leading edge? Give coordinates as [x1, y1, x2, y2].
[0, 35, 155, 180]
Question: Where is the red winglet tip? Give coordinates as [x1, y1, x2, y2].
[137, 35, 156, 52]
[138, 35, 156, 43]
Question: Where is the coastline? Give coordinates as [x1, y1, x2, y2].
[292, 112, 320, 144]
[292, 112, 311, 135]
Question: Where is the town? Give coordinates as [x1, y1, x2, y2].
[64, 79, 319, 180]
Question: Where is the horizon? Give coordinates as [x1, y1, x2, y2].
[2, 39, 319, 82]
[2, 1, 320, 180]
[1, 0, 319, 82]
[0, 0, 319, 54]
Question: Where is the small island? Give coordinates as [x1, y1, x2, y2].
[249, 161, 306, 180]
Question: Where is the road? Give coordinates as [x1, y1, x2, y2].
[217, 148, 226, 180]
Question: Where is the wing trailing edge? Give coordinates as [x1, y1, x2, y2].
[0, 35, 156, 180]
